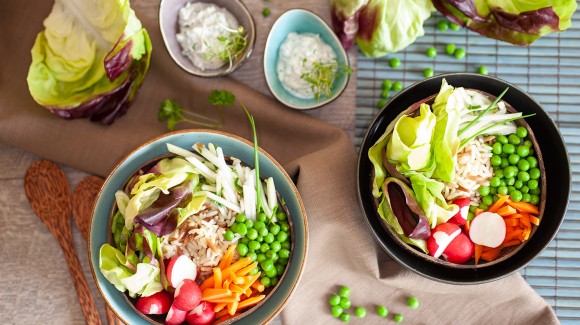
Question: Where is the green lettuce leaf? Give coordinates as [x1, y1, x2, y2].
[406, 172, 459, 228]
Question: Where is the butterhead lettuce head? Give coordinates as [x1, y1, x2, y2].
[27, 0, 152, 124]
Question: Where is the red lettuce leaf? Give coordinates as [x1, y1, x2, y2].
[383, 178, 431, 240]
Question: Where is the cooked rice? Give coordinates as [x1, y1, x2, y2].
[442, 136, 494, 204]
[160, 201, 240, 278]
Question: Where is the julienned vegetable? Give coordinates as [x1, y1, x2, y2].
[27, 0, 152, 125]
[432, 0, 577, 45]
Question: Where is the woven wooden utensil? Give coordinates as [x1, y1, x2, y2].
[24, 160, 102, 325]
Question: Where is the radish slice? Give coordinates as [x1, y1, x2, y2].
[427, 223, 461, 258]
[135, 291, 172, 315]
[469, 212, 506, 248]
[166, 255, 197, 288]
[185, 301, 216, 325]
[449, 197, 470, 226]
[442, 233, 474, 264]
[166, 303, 188, 325]
[173, 279, 202, 311]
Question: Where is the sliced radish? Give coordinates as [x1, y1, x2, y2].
[427, 223, 462, 258]
[469, 212, 506, 248]
[165, 303, 188, 325]
[186, 301, 216, 325]
[173, 279, 202, 311]
[166, 255, 197, 288]
[135, 291, 172, 315]
[442, 233, 474, 264]
[449, 197, 470, 226]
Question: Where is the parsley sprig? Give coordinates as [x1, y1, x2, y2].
[300, 59, 352, 101]
[158, 99, 223, 131]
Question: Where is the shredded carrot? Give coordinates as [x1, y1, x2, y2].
[504, 218, 519, 227]
[520, 213, 531, 229]
[474, 208, 484, 216]
[214, 303, 228, 313]
[488, 194, 509, 213]
[238, 295, 266, 310]
[506, 199, 540, 214]
[497, 205, 517, 217]
[530, 215, 540, 226]
[504, 229, 523, 242]
[218, 245, 236, 269]
[229, 283, 245, 294]
[227, 301, 239, 315]
[208, 296, 240, 304]
[223, 257, 253, 274]
[200, 275, 215, 291]
[202, 288, 232, 300]
[235, 262, 259, 277]
[213, 313, 239, 324]
[251, 281, 265, 293]
[213, 267, 223, 289]
[501, 240, 522, 248]
[480, 248, 501, 261]
[215, 308, 231, 320]
[474, 244, 484, 265]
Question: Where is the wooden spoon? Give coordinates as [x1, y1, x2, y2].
[24, 160, 102, 325]
[72, 175, 125, 325]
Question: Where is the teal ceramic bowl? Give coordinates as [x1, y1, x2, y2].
[89, 130, 308, 324]
[264, 9, 350, 110]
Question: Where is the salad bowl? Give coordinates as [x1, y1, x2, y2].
[89, 130, 308, 324]
[357, 73, 570, 284]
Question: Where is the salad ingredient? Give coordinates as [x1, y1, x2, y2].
[339, 286, 351, 297]
[331, 305, 344, 317]
[427, 223, 461, 258]
[377, 99, 388, 109]
[174, 279, 202, 311]
[339, 296, 352, 309]
[355, 306, 367, 318]
[449, 197, 470, 226]
[407, 297, 419, 309]
[158, 99, 223, 131]
[478, 65, 489, 75]
[166, 255, 197, 287]
[262, 8, 271, 17]
[449, 22, 461, 31]
[176, 2, 247, 70]
[469, 212, 506, 248]
[423, 68, 434, 78]
[389, 58, 402, 68]
[166, 304, 188, 325]
[426, 47, 437, 58]
[26, 0, 152, 124]
[392, 81, 404, 92]
[381, 90, 390, 99]
[454, 48, 466, 60]
[431, 0, 577, 45]
[437, 19, 449, 31]
[340, 313, 351, 322]
[276, 33, 348, 100]
[329, 0, 369, 49]
[442, 233, 474, 263]
[382, 80, 393, 90]
[394, 313, 404, 322]
[376, 305, 389, 317]
[185, 301, 215, 325]
[135, 291, 172, 315]
[445, 43, 456, 55]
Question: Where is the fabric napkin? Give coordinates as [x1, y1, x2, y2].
[0, 0, 558, 324]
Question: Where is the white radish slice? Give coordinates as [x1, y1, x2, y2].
[427, 223, 461, 258]
[166, 303, 188, 325]
[469, 212, 506, 248]
[166, 255, 197, 288]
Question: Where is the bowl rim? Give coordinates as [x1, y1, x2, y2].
[88, 129, 309, 324]
[159, 0, 257, 77]
[263, 8, 351, 110]
[357, 72, 571, 284]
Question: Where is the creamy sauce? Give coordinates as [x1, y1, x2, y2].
[176, 2, 240, 70]
[276, 33, 337, 99]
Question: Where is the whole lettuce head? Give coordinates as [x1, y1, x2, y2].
[27, 0, 152, 124]
[432, 0, 577, 45]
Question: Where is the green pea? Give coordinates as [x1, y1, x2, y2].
[281, 241, 291, 250]
[514, 180, 523, 189]
[239, 236, 249, 245]
[340, 313, 351, 323]
[261, 259, 274, 271]
[449, 22, 461, 30]
[508, 154, 520, 165]
[505, 177, 515, 186]
[262, 7, 271, 17]
[437, 19, 449, 31]
[331, 305, 343, 317]
[494, 169, 504, 178]
[517, 145, 530, 157]
[516, 126, 528, 138]
[339, 286, 351, 297]
[445, 43, 456, 55]
[507, 185, 515, 193]
[269, 224, 281, 235]
[254, 221, 265, 230]
[355, 307, 367, 318]
[339, 296, 351, 309]
[259, 242, 270, 253]
[522, 193, 531, 203]
[278, 257, 289, 265]
[510, 190, 523, 202]
[278, 248, 290, 259]
[376, 305, 389, 317]
[529, 168, 540, 180]
[237, 243, 249, 256]
[530, 188, 541, 195]
[492, 142, 503, 154]
[530, 195, 540, 205]
[426, 47, 437, 58]
[523, 140, 533, 147]
[236, 213, 246, 223]
[256, 236, 263, 243]
[270, 241, 281, 252]
[381, 79, 393, 90]
[527, 179, 539, 190]
[223, 230, 234, 241]
[247, 251, 257, 262]
[527, 156, 538, 168]
[245, 219, 254, 229]
[260, 277, 271, 287]
[248, 240, 260, 251]
[394, 314, 404, 323]
[376, 99, 386, 110]
[503, 166, 517, 178]
[265, 266, 277, 278]
[237, 223, 248, 236]
[518, 171, 530, 182]
[264, 233, 275, 244]
[479, 186, 490, 196]
[508, 135, 520, 146]
[521, 186, 530, 194]
[490, 176, 501, 187]
[389, 58, 401, 68]
[529, 148, 535, 155]
[266, 250, 278, 261]
[478, 65, 489, 75]
[500, 158, 510, 168]
[478, 203, 489, 211]
[498, 186, 508, 195]
[277, 231, 289, 242]
[493, 194, 499, 202]
[258, 227, 269, 237]
[503, 143, 515, 154]
[257, 212, 268, 222]
[490, 187, 497, 195]
[407, 296, 419, 309]
[249, 267, 259, 275]
[454, 48, 466, 60]
[517, 159, 530, 171]
[423, 68, 434, 78]
[392, 81, 404, 91]
[469, 205, 477, 213]
[467, 211, 475, 221]
[247, 228, 258, 240]
[490, 155, 502, 166]
[380, 89, 390, 99]
[276, 263, 285, 276]
[280, 222, 290, 232]
[497, 135, 509, 144]
[256, 253, 266, 262]
[482, 195, 493, 206]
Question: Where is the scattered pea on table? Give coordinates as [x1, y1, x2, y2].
[445, 43, 456, 55]
[437, 19, 449, 31]
[340, 313, 351, 323]
[329, 294, 341, 306]
[331, 305, 343, 318]
[389, 57, 401, 68]
[394, 313, 404, 323]
[392, 81, 404, 91]
[454, 48, 466, 60]
[407, 297, 419, 309]
[381, 79, 392, 90]
[478, 65, 489, 75]
[354, 306, 366, 318]
[423, 68, 434, 78]
[262, 7, 271, 17]
[426, 47, 437, 58]
[376, 305, 389, 317]
[449, 22, 461, 31]
[376, 99, 387, 109]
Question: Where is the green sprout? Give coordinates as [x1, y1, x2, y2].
[205, 26, 247, 70]
[158, 99, 223, 131]
[300, 59, 352, 101]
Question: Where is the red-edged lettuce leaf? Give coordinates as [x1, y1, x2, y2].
[432, 0, 577, 45]
[330, 0, 369, 50]
[383, 178, 431, 239]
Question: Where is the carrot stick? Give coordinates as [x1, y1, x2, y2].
[200, 275, 215, 291]
[520, 213, 531, 229]
[474, 244, 484, 265]
[219, 244, 237, 269]
[474, 208, 484, 216]
[215, 308, 231, 320]
[506, 200, 540, 215]
[214, 303, 228, 313]
[504, 229, 523, 242]
[489, 195, 509, 213]
[481, 248, 501, 261]
[229, 283, 245, 294]
[202, 288, 232, 300]
[500, 240, 521, 248]
[238, 295, 266, 310]
[504, 218, 519, 227]
[206, 295, 240, 304]
[530, 215, 540, 226]
[238, 273, 261, 293]
[251, 281, 265, 292]
[497, 205, 517, 217]
[228, 301, 239, 315]
[214, 313, 238, 324]
[213, 267, 223, 289]
[506, 213, 523, 219]
[235, 262, 259, 277]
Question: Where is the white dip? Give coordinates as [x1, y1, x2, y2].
[276, 32, 337, 99]
[176, 2, 241, 70]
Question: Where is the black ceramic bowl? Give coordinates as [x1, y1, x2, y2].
[357, 73, 570, 284]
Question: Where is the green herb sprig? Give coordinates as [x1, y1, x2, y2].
[300, 60, 352, 101]
[205, 27, 247, 70]
[158, 99, 223, 131]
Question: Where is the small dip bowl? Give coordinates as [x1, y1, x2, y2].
[159, 0, 256, 77]
[264, 9, 350, 110]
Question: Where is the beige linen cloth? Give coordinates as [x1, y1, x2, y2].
[0, 0, 558, 324]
